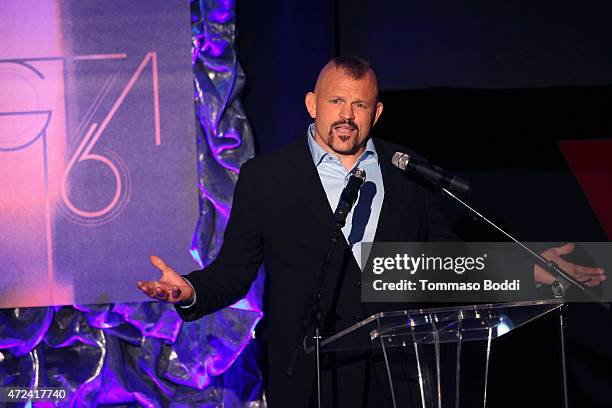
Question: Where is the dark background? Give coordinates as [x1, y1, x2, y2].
[237, 1, 612, 406]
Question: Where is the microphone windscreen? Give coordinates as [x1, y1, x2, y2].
[392, 152, 410, 170]
[351, 167, 366, 181]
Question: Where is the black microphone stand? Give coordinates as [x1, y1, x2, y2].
[287, 168, 365, 408]
[286, 225, 343, 408]
[441, 186, 608, 308]
[440, 185, 608, 408]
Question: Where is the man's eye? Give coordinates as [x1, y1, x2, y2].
[355, 103, 366, 109]
[330, 99, 340, 104]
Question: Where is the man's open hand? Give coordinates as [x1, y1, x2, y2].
[137, 255, 194, 304]
[534, 243, 606, 287]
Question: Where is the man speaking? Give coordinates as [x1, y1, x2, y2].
[137, 56, 604, 407]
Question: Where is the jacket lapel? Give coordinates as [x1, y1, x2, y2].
[372, 139, 405, 242]
[286, 136, 337, 233]
[285, 136, 405, 242]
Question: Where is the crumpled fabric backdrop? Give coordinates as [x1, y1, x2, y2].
[0, 0, 264, 406]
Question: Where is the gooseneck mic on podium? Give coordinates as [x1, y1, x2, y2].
[392, 152, 470, 194]
[392, 151, 607, 309]
[334, 168, 366, 228]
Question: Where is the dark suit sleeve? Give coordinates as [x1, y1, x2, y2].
[385, 141, 458, 242]
[424, 182, 542, 298]
[425, 186, 459, 242]
[175, 159, 263, 321]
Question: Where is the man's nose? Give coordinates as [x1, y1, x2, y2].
[339, 103, 354, 119]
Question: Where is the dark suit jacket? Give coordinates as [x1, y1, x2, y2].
[176, 136, 456, 407]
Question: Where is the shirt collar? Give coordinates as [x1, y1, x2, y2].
[306, 123, 378, 167]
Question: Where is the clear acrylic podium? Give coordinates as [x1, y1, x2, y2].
[305, 300, 566, 408]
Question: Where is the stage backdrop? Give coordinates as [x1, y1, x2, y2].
[0, 1, 198, 307]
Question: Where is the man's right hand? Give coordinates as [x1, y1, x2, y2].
[534, 243, 606, 287]
[137, 255, 195, 305]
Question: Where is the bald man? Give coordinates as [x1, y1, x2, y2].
[138, 56, 605, 407]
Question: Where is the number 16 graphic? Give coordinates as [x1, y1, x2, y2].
[61, 52, 161, 226]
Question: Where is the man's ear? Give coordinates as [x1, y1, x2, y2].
[305, 92, 316, 119]
[372, 101, 384, 126]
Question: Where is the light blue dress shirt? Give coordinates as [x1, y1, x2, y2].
[307, 123, 385, 268]
[182, 125, 386, 307]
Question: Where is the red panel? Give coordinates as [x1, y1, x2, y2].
[560, 139, 612, 240]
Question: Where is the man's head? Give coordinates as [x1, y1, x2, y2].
[305, 56, 383, 160]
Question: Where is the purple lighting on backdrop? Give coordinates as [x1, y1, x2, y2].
[188, 0, 263, 403]
[190, 219, 205, 268]
[210, 10, 231, 24]
[209, 0, 231, 24]
[210, 128, 243, 173]
[194, 33, 227, 58]
[1, 0, 262, 405]
[200, 183, 231, 221]
[213, 129, 242, 153]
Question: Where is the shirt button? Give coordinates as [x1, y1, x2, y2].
[357, 281, 361, 286]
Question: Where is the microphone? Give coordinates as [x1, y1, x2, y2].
[334, 168, 366, 228]
[392, 152, 470, 194]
